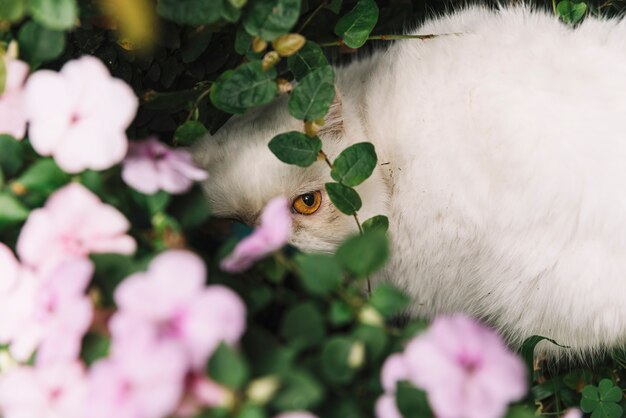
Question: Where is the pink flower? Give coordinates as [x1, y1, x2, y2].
[220, 196, 292, 273]
[122, 137, 208, 195]
[375, 395, 402, 418]
[380, 353, 410, 392]
[113, 250, 246, 369]
[0, 57, 28, 139]
[17, 182, 136, 272]
[87, 336, 187, 418]
[0, 362, 86, 418]
[0, 242, 93, 364]
[174, 375, 231, 417]
[402, 315, 527, 418]
[24, 56, 138, 173]
[274, 413, 319, 418]
[1, 258, 93, 364]
[563, 410, 583, 418]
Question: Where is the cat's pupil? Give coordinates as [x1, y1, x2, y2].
[302, 194, 315, 207]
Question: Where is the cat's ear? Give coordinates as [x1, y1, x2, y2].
[318, 86, 343, 139]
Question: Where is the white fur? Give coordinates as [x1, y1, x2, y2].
[194, 6, 626, 357]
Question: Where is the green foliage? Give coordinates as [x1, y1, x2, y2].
[334, 0, 379, 48]
[557, 0, 587, 23]
[18, 21, 65, 67]
[362, 215, 389, 233]
[211, 62, 277, 113]
[243, 0, 301, 41]
[280, 302, 326, 349]
[581, 379, 624, 418]
[174, 120, 208, 146]
[325, 182, 362, 214]
[287, 41, 328, 80]
[336, 231, 389, 278]
[0, 135, 24, 177]
[209, 343, 251, 390]
[331, 142, 377, 187]
[396, 382, 433, 418]
[0, 0, 26, 22]
[295, 253, 343, 296]
[0, 192, 29, 229]
[369, 283, 411, 318]
[288, 65, 335, 121]
[268, 131, 322, 167]
[29, 0, 77, 30]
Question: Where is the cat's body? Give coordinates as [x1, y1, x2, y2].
[195, 6, 626, 356]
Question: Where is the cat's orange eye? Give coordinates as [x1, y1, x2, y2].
[292, 191, 322, 215]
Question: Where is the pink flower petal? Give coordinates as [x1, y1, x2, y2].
[221, 196, 292, 273]
[375, 394, 403, 418]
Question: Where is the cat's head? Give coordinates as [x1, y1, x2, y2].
[193, 91, 390, 253]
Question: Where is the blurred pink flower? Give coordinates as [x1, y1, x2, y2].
[17, 183, 136, 272]
[122, 137, 208, 195]
[174, 374, 231, 417]
[375, 395, 403, 418]
[220, 196, 292, 273]
[24, 55, 137, 173]
[0, 244, 37, 351]
[402, 315, 527, 418]
[563, 410, 583, 418]
[15, 259, 93, 364]
[113, 250, 246, 369]
[0, 362, 86, 418]
[274, 413, 319, 418]
[380, 353, 409, 392]
[0, 57, 29, 139]
[87, 336, 187, 418]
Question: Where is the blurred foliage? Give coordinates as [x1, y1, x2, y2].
[1, 0, 626, 417]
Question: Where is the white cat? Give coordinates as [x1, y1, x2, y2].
[194, 6, 626, 357]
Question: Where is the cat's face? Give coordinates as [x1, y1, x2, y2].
[193, 95, 390, 253]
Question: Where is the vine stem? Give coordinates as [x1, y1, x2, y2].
[297, 0, 329, 33]
[319, 33, 457, 47]
[185, 85, 212, 123]
[318, 148, 371, 295]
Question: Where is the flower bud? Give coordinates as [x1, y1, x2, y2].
[305, 120, 320, 137]
[358, 306, 384, 327]
[252, 37, 268, 53]
[272, 34, 306, 57]
[276, 78, 293, 94]
[348, 341, 365, 368]
[246, 376, 280, 405]
[262, 51, 281, 71]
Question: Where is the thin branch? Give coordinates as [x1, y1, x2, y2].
[297, 0, 329, 33]
[319, 33, 457, 47]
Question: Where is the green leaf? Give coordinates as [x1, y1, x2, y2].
[181, 27, 212, 63]
[280, 302, 325, 349]
[396, 382, 433, 418]
[0, 0, 25, 21]
[326, 0, 343, 14]
[156, 0, 222, 26]
[504, 406, 536, 418]
[208, 343, 250, 390]
[242, 0, 300, 41]
[167, 186, 211, 229]
[18, 21, 65, 67]
[236, 404, 266, 418]
[272, 369, 325, 411]
[352, 324, 388, 362]
[336, 231, 389, 277]
[325, 182, 361, 215]
[557, 0, 587, 24]
[599, 379, 623, 403]
[369, 283, 410, 318]
[287, 41, 328, 81]
[15, 159, 70, 193]
[235, 27, 253, 55]
[0, 135, 24, 177]
[329, 300, 353, 326]
[321, 337, 355, 384]
[80, 333, 110, 366]
[268, 131, 322, 167]
[331, 142, 377, 187]
[0, 192, 29, 228]
[362, 215, 388, 233]
[29, 0, 77, 30]
[210, 61, 277, 114]
[288, 65, 335, 121]
[174, 120, 208, 146]
[519, 335, 566, 377]
[334, 0, 379, 48]
[295, 253, 342, 296]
